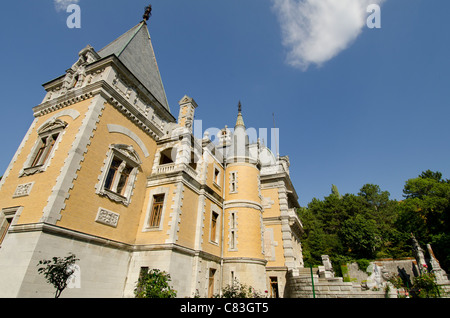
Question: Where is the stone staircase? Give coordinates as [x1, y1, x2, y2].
[287, 267, 393, 298]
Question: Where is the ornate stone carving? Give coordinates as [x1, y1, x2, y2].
[60, 45, 100, 95]
[95, 208, 120, 228]
[13, 182, 34, 198]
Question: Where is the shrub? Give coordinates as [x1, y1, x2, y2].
[134, 268, 177, 298]
[215, 280, 265, 298]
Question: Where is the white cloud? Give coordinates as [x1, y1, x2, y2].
[54, 0, 80, 12]
[272, 0, 385, 70]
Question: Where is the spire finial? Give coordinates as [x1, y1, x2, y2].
[143, 4, 152, 22]
[235, 101, 245, 128]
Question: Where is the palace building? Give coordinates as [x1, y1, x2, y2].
[0, 9, 303, 298]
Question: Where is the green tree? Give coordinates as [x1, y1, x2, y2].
[340, 214, 380, 259]
[397, 170, 450, 272]
[300, 183, 404, 265]
[331, 184, 342, 199]
[37, 253, 79, 298]
[134, 268, 177, 298]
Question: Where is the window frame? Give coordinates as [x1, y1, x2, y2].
[97, 144, 141, 206]
[21, 119, 67, 176]
[0, 206, 22, 246]
[209, 209, 220, 244]
[149, 194, 165, 228]
[228, 210, 238, 251]
[212, 164, 222, 189]
[229, 171, 238, 194]
[142, 187, 169, 232]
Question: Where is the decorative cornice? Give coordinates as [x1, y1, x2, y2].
[223, 257, 267, 266]
[34, 81, 165, 141]
[224, 199, 262, 211]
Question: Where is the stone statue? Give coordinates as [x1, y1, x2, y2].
[411, 233, 427, 274]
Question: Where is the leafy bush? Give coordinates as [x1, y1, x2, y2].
[411, 273, 441, 298]
[134, 268, 177, 298]
[215, 280, 265, 298]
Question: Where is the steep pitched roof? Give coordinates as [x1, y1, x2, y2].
[98, 21, 170, 112]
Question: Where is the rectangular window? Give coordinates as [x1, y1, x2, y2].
[230, 172, 237, 193]
[214, 167, 220, 184]
[0, 218, 12, 246]
[116, 165, 133, 195]
[211, 212, 218, 242]
[21, 119, 67, 177]
[0, 207, 19, 246]
[104, 157, 135, 198]
[231, 212, 236, 228]
[208, 269, 216, 298]
[104, 159, 121, 190]
[230, 230, 236, 249]
[98, 145, 141, 206]
[149, 194, 165, 227]
[229, 211, 237, 250]
[270, 277, 279, 298]
[30, 133, 59, 168]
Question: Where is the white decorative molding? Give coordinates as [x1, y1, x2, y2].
[0, 118, 38, 191]
[166, 183, 184, 244]
[193, 193, 206, 250]
[13, 182, 35, 198]
[261, 195, 274, 209]
[224, 199, 262, 211]
[40, 95, 106, 224]
[95, 207, 120, 228]
[107, 124, 150, 157]
[264, 228, 278, 262]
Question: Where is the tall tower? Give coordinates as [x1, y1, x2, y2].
[222, 102, 266, 292]
[0, 9, 175, 297]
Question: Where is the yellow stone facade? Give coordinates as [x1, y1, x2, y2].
[0, 19, 303, 298]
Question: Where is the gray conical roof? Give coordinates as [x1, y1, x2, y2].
[98, 22, 170, 112]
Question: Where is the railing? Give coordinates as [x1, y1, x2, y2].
[156, 163, 176, 174]
[155, 162, 198, 179]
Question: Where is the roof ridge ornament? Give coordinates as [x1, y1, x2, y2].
[143, 4, 152, 22]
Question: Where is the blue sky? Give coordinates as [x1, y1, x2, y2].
[0, 0, 449, 206]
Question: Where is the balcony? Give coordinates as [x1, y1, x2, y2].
[288, 208, 303, 234]
[154, 162, 198, 180]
